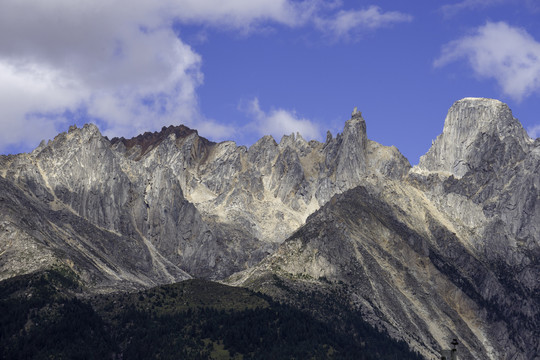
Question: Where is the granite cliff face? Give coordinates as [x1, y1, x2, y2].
[0, 98, 538, 359]
[416, 98, 539, 262]
[0, 110, 409, 286]
[229, 98, 540, 360]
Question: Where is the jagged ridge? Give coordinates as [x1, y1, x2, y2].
[0, 109, 410, 285]
[229, 98, 540, 360]
[0, 98, 538, 359]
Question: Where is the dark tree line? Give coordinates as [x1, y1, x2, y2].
[1, 270, 423, 359]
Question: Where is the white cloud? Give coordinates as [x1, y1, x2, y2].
[0, 0, 208, 153]
[440, 0, 539, 17]
[245, 98, 322, 141]
[0, 0, 323, 153]
[0, 61, 83, 152]
[314, 6, 412, 39]
[0, 0, 410, 153]
[168, 0, 318, 29]
[527, 124, 540, 139]
[440, 0, 506, 17]
[435, 22, 540, 101]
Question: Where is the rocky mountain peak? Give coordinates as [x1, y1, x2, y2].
[334, 110, 369, 186]
[110, 124, 209, 160]
[278, 132, 302, 148]
[230, 99, 540, 360]
[417, 97, 532, 177]
[29, 123, 108, 161]
[341, 112, 367, 144]
[1, 98, 538, 359]
[444, 97, 522, 139]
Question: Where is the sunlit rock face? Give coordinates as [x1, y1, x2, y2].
[415, 98, 539, 265]
[230, 98, 540, 360]
[1, 98, 538, 359]
[0, 110, 409, 286]
[418, 98, 531, 178]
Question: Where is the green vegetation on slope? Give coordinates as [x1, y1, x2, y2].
[0, 269, 114, 360]
[1, 270, 423, 359]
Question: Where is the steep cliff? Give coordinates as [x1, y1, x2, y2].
[0, 175, 191, 292]
[229, 98, 540, 360]
[1, 98, 538, 359]
[0, 111, 409, 286]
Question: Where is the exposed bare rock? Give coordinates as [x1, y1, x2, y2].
[417, 98, 532, 178]
[0, 176, 190, 292]
[110, 124, 204, 160]
[230, 98, 540, 360]
[1, 124, 215, 285]
[0, 111, 410, 285]
[413, 97, 539, 281]
[3, 97, 537, 359]
[123, 111, 410, 277]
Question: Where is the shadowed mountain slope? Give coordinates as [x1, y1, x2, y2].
[0, 98, 538, 359]
[0, 110, 408, 286]
[228, 98, 540, 360]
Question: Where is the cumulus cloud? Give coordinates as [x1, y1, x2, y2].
[440, 0, 539, 17]
[169, 0, 318, 29]
[314, 5, 412, 39]
[0, 0, 410, 153]
[245, 98, 322, 141]
[527, 124, 540, 139]
[435, 22, 540, 101]
[0, 1, 207, 153]
[0, 61, 81, 152]
[440, 0, 506, 17]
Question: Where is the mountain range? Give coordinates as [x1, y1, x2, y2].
[1, 98, 538, 359]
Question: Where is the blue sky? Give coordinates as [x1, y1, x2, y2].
[1, 0, 540, 164]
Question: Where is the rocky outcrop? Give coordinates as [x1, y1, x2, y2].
[0, 110, 410, 286]
[177, 110, 409, 249]
[1, 124, 217, 284]
[0, 175, 191, 292]
[410, 98, 540, 358]
[414, 98, 539, 285]
[417, 98, 532, 178]
[2, 97, 537, 359]
[122, 111, 409, 278]
[230, 98, 540, 360]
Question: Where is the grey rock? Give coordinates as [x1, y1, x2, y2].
[1, 124, 215, 286]
[1, 111, 409, 285]
[418, 98, 531, 178]
[230, 98, 540, 360]
[0, 176, 190, 292]
[5, 97, 536, 359]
